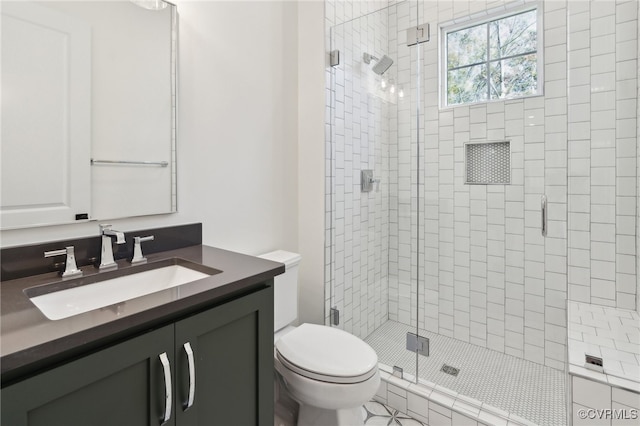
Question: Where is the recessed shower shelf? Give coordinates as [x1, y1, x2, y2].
[464, 141, 511, 185]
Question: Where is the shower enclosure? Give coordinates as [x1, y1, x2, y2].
[327, 1, 639, 425]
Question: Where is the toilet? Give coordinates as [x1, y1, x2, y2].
[259, 250, 380, 426]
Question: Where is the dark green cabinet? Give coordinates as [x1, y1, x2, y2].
[174, 286, 273, 426]
[2, 285, 274, 426]
[2, 325, 175, 426]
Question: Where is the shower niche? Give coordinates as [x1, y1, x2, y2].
[464, 140, 511, 185]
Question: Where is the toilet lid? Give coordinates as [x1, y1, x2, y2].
[275, 323, 378, 383]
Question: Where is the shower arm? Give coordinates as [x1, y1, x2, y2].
[363, 52, 379, 64]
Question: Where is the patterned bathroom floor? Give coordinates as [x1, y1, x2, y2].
[275, 398, 424, 426]
[364, 320, 566, 425]
[363, 400, 425, 425]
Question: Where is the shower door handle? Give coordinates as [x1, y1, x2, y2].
[541, 195, 548, 237]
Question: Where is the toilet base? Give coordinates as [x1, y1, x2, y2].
[297, 405, 364, 426]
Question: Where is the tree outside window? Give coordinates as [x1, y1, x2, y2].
[445, 9, 539, 106]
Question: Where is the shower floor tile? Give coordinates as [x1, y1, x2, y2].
[364, 321, 566, 426]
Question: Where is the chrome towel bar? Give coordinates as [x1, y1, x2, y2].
[91, 159, 168, 167]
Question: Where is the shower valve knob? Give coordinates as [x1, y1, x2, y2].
[361, 170, 380, 192]
[370, 177, 381, 191]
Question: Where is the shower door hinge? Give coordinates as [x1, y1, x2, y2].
[392, 366, 404, 379]
[330, 307, 340, 326]
[406, 332, 430, 357]
[406, 23, 430, 46]
[330, 50, 340, 67]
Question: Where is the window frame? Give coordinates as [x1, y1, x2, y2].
[439, 2, 544, 109]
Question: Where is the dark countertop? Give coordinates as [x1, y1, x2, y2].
[1, 245, 285, 384]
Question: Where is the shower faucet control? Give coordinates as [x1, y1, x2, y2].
[361, 169, 380, 192]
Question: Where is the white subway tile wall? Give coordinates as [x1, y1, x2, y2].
[567, 0, 639, 312]
[325, 1, 394, 339]
[637, 0, 640, 323]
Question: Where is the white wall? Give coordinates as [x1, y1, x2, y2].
[1, 1, 300, 260]
[176, 0, 299, 255]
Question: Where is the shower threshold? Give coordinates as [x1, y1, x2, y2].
[364, 321, 566, 425]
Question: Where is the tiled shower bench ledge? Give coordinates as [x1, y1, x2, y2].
[568, 302, 640, 424]
[373, 365, 538, 426]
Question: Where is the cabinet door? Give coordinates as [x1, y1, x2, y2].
[175, 285, 274, 426]
[2, 325, 175, 426]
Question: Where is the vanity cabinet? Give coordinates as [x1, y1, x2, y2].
[3, 325, 174, 426]
[174, 285, 274, 426]
[2, 285, 274, 426]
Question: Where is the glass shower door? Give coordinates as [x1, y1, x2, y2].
[328, 2, 422, 383]
[413, 3, 569, 424]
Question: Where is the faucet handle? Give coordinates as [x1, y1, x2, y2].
[44, 246, 82, 278]
[100, 223, 112, 233]
[131, 235, 154, 265]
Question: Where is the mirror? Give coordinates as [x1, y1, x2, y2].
[1, 0, 177, 230]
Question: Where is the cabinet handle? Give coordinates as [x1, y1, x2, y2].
[159, 352, 172, 423]
[183, 342, 196, 410]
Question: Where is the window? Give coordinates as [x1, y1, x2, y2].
[442, 7, 541, 107]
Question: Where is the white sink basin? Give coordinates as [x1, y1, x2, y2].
[28, 261, 217, 320]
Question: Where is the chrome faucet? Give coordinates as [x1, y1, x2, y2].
[99, 224, 126, 270]
[44, 246, 82, 278]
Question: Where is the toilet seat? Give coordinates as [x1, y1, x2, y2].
[275, 323, 378, 384]
[276, 351, 377, 384]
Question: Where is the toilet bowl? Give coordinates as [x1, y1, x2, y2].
[258, 251, 380, 426]
[275, 323, 380, 426]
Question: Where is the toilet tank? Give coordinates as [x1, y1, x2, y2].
[258, 250, 301, 332]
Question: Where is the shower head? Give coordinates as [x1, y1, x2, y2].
[372, 55, 394, 75]
[363, 52, 394, 75]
